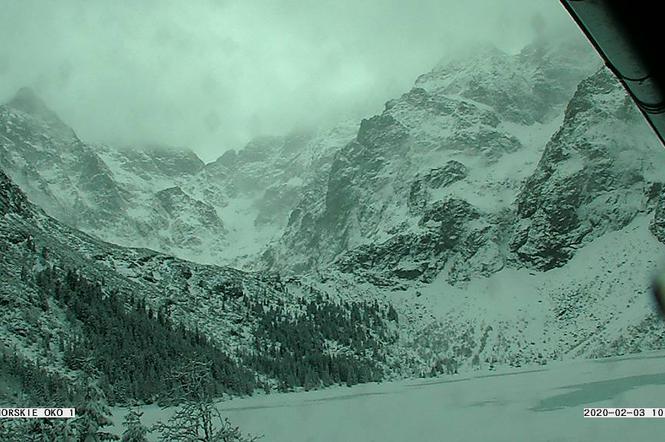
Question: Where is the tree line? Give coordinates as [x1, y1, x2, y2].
[34, 266, 256, 405]
[243, 293, 398, 391]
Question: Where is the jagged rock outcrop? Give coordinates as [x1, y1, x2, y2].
[0, 90, 227, 259]
[265, 40, 600, 282]
[0, 88, 357, 267]
[0, 169, 32, 217]
[649, 191, 665, 244]
[512, 69, 665, 270]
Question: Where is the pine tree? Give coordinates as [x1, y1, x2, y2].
[153, 360, 260, 442]
[73, 374, 119, 441]
[387, 304, 398, 322]
[121, 408, 150, 442]
[0, 420, 27, 441]
[2, 418, 78, 441]
[346, 365, 358, 387]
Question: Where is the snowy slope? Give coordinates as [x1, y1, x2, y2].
[264, 39, 600, 277]
[387, 214, 665, 375]
[1, 168, 400, 405]
[0, 89, 357, 268]
[261, 37, 665, 377]
[0, 91, 229, 263]
[183, 121, 358, 268]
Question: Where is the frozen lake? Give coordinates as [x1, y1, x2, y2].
[111, 351, 665, 441]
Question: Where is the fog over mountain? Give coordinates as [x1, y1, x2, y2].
[0, 0, 578, 160]
[4, 2, 665, 441]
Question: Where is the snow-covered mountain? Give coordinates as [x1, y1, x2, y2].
[513, 69, 665, 270]
[181, 123, 357, 266]
[0, 89, 225, 263]
[0, 167, 400, 405]
[0, 88, 357, 267]
[263, 40, 601, 279]
[260, 38, 665, 375]
[3, 34, 665, 392]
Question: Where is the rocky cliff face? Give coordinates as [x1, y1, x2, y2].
[264, 40, 602, 283]
[0, 89, 356, 267]
[4, 37, 665, 380]
[0, 90, 227, 262]
[512, 69, 665, 270]
[258, 39, 665, 375]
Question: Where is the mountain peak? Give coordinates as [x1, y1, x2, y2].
[8, 87, 48, 113]
[6, 87, 68, 129]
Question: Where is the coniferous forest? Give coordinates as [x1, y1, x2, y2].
[245, 294, 397, 390]
[33, 266, 257, 404]
[3, 264, 399, 408]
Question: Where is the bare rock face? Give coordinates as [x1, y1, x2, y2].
[0, 87, 357, 267]
[265, 40, 601, 283]
[408, 160, 468, 214]
[0, 169, 32, 217]
[512, 69, 665, 270]
[651, 191, 665, 244]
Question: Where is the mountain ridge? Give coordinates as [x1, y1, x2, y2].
[3, 37, 665, 393]
[1, 165, 400, 404]
[0, 91, 357, 267]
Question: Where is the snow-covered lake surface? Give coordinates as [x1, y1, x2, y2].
[111, 350, 665, 441]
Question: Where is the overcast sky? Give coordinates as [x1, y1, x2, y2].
[0, 0, 579, 161]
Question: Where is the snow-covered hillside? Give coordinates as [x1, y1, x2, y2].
[3, 34, 665, 407]
[263, 40, 601, 277]
[0, 89, 357, 268]
[261, 38, 665, 375]
[0, 168, 401, 407]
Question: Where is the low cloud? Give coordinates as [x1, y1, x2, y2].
[0, 0, 578, 161]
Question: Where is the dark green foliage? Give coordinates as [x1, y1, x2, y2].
[28, 264, 397, 408]
[387, 304, 398, 322]
[0, 371, 119, 442]
[121, 409, 150, 442]
[429, 357, 458, 376]
[72, 375, 119, 441]
[245, 294, 394, 391]
[213, 279, 244, 298]
[0, 418, 77, 442]
[0, 344, 76, 405]
[35, 266, 255, 405]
